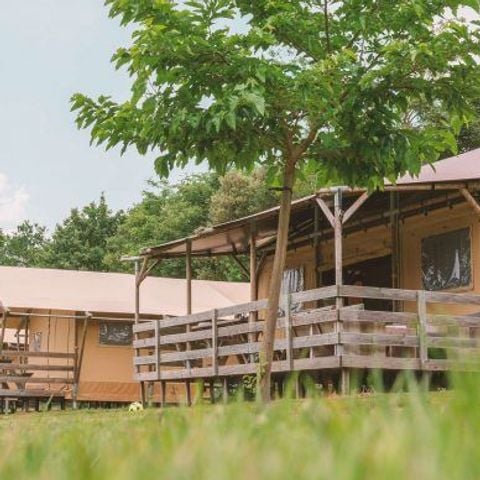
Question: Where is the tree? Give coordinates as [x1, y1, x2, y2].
[44, 194, 124, 272]
[72, 1, 480, 401]
[210, 169, 277, 224]
[105, 173, 225, 277]
[0, 221, 48, 267]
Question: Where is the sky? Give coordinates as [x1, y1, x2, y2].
[0, 4, 476, 232]
[0, 1, 199, 232]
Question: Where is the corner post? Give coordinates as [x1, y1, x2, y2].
[417, 290, 428, 369]
[334, 188, 349, 394]
[249, 229, 257, 361]
[73, 311, 90, 409]
[134, 260, 146, 407]
[285, 294, 293, 371]
[0, 309, 7, 355]
[185, 239, 193, 406]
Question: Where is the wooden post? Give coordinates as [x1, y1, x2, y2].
[185, 239, 193, 406]
[312, 204, 321, 358]
[249, 230, 257, 361]
[417, 290, 428, 369]
[134, 260, 146, 407]
[209, 379, 215, 404]
[223, 377, 229, 403]
[73, 312, 90, 409]
[161, 380, 166, 407]
[334, 189, 349, 394]
[0, 310, 7, 355]
[186, 239, 193, 316]
[285, 294, 293, 371]
[390, 192, 401, 311]
[154, 320, 160, 381]
[212, 309, 218, 376]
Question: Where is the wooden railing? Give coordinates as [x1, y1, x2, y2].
[133, 285, 480, 383]
[0, 350, 76, 399]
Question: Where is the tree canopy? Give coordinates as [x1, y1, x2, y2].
[0, 221, 48, 267]
[73, 1, 480, 187]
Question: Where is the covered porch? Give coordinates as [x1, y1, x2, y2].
[133, 149, 480, 402]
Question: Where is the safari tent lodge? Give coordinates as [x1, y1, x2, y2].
[0, 267, 249, 409]
[133, 148, 480, 400]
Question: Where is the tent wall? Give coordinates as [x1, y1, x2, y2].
[258, 202, 479, 316]
[77, 319, 138, 402]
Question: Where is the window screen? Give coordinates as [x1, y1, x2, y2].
[99, 322, 133, 346]
[421, 227, 471, 291]
[281, 267, 305, 312]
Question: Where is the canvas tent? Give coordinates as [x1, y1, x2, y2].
[0, 266, 249, 404]
[131, 148, 480, 397]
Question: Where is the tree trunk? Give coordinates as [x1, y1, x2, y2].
[258, 158, 296, 402]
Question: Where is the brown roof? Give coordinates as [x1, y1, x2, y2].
[142, 148, 480, 259]
[0, 266, 249, 317]
[394, 148, 480, 185]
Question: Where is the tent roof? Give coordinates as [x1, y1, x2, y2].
[0, 266, 249, 317]
[142, 148, 480, 259]
[393, 148, 480, 186]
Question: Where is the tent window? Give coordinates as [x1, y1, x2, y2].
[99, 322, 133, 346]
[421, 227, 472, 291]
[32, 332, 42, 352]
[281, 267, 305, 312]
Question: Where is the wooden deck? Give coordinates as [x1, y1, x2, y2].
[133, 285, 480, 396]
[0, 349, 76, 411]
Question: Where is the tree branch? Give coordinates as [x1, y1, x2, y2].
[324, 0, 331, 53]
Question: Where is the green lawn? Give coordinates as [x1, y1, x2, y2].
[0, 375, 479, 480]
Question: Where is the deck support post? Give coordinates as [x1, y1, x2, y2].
[73, 312, 90, 409]
[185, 380, 192, 407]
[161, 380, 166, 407]
[0, 309, 7, 355]
[417, 290, 428, 369]
[390, 192, 401, 311]
[134, 260, 146, 407]
[249, 229, 257, 362]
[222, 377, 228, 403]
[285, 294, 293, 371]
[334, 188, 350, 395]
[209, 379, 215, 404]
[185, 239, 193, 405]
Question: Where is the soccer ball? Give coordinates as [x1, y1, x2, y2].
[128, 401, 144, 412]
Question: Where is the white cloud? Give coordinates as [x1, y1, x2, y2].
[0, 173, 29, 231]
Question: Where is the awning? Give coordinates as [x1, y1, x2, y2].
[141, 148, 480, 259]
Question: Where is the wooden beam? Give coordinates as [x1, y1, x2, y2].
[185, 239, 193, 394]
[460, 188, 480, 216]
[0, 310, 7, 355]
[315, 196, 335, 228]
[249, 231, 257, 351]
[342, 192, 370, 225]
[334, 189, 343, 292]
[230, 251, 250, 280]
[186, 239, 193, 315]
[74, 313, 90, 386]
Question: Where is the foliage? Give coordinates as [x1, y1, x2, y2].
[105, 172, 248, 281]
[2, 375, 480, 479]
[72, 1, 480, 188]
[43, 194, 125, 272]
[209, 169, 277, 224]
[0, 221, 48, 267]
[457, 100, 480, 153]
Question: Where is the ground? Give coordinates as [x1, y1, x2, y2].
[0, 377, 478, 480]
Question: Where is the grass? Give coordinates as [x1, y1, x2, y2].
[0, 373, 480, 480]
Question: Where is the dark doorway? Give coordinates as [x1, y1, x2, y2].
[322, 254, 392, 311]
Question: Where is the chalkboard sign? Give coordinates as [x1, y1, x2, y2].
[421, 227, 471, 291]
[99, 322, 133, 346]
